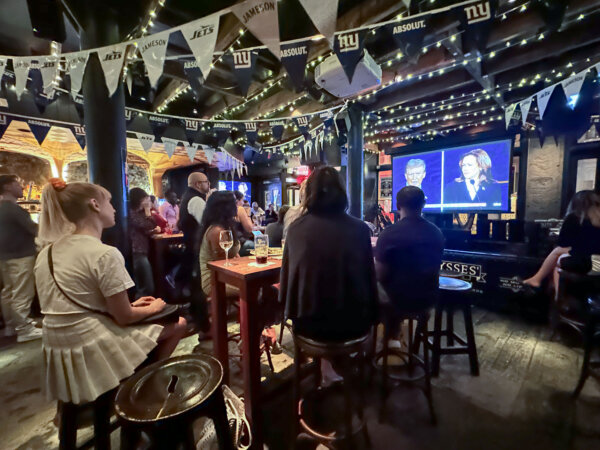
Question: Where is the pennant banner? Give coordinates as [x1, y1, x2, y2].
[184, 118, 200, 142]
[298, 0, 339, 48]
[96, 44, 127, 97]
[457, 0, 497, 52]
[386, 16, 430, 62]
[536, 84, 556, 118]
[13, 57, 34, 99]
[161, 137, 179, 158]
[244, 121, 258, 143]
[270, 120, 285, 140]
[138, 31, 170, 87]
[213, 122, 234, 146]
[148, 114, 170, 138]
[520, 97, 533, 125]
[183, 59, 204, 100]
[136, 132, 155, 152]
[225, 50, 259, 96]
[294, 115, 310, 137]
[204, 146, 216, 164]
[70, 124, 86, 149]
[280, 40, 310, 91]
[65, 51, 89, 97]
[185, 143, 198, 162]
[504, 103, 517, 129]
[26, 117, 52, 144]
[38, 56, 59, 96]
[181, 13, 220, 80]
[333, 30, 367, 83]
[232, 0, 281, 60]
[561, 70, 587, 108]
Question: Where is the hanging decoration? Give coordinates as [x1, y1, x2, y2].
[519, 97, 533, 125]
[203, 146, 216, 164]
[185, 143, 198, 162]
[96, 44, 128, 97]
[26, 117, 53, 144]
[183, 118, 200, 143]
[69, 124, 86, 149]
[65, 52, 89, 98]
[161, 136, 179, 158]
[136, 132, 156, 152]
[213, 122, 234, 146]
[38, 56, 59, 96]
[385, 15, 430, 62]
[457, 0, 497, 52]
[13, 57, 34, 99]
[148, 114, 170, 137]
[183, 59, 204, 100]
[280, 40, 310, 90]
[244, 121, 258, 144]
[333, 30, 367, 83]
[294, 115, 310, 137]
[138, 30, 170, 87]
[181, 12, 220, 81]
[231, 0, 281, 60]
[504, 103, 517, 128]
[536, 84, 556, 118]
[560, 69, 587, 108]
[224, 50, 259, 96]
[298, 0, 339, 48]
[269, 120, 285, 140]
[532, 0, 570, 32]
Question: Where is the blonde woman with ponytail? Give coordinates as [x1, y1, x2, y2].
[34, 178, 187, 405]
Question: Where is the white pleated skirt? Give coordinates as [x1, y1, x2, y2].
[42, 314, 163, 404]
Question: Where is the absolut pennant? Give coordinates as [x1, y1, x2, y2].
[280, 40, 310, 90]
[385, 16, 430, 61]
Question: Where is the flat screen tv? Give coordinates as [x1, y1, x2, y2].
[233, 181, 251, 202]
[392, 139, 511, 213]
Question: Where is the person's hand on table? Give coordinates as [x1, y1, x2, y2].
[132, 296, 155, 307]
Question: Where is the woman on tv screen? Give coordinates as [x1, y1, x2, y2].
[444, 148, 501, 207]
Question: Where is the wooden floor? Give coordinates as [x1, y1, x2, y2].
[0, 308, 599, 449]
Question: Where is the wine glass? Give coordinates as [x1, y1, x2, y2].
[219, 230, 234, 267]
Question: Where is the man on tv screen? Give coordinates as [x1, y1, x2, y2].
[405, 158, 426, 189]
[444, 149, 501, 207]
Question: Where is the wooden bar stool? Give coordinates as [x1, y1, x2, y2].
[115, 354, 233, 450]
[292, 332, 372, 448]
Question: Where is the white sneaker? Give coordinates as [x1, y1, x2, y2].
[17, 327, 42, 343]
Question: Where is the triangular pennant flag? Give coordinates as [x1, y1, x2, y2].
[244, 122, 258, 144]
[148, 114, 170, 138]
[38, 56, 59, 96]
[96, 43, 128, 97]
[184, 118, 200, 143]
[269, 120, 285, 140]
[161, 137, 179, 158]
[70, 124, 86, 149]
[298, 0, 339, 48]
[0, 57, 7, 82]
[532, 0, 568, 32]
[504, 103, 517, 129]
[333, 30, 367, 83]
[294, 115, 310, 137]
[136, 132, 155, 152]
[536, 84, 556, 118]
[213, 123, 233, 146]
[65, 51, 89, 98]
[138, 30, 170, 87]
[185, 143, 198, 162]
[232, 0, 281, 60]
[520, 97, 533, 125]
[26, 117, 52, 144]
[535, 120, 546, 147]
[127, 112, 153, 134]
[181, 12, 220, 80]
[457, 1, 498, 52]
[280, 40, 310, 90]
[203, 146, 217, 165]
[224, 50, 259, 96]
[13, 57, 34, 99]
[183, 59, 204, 100]
[124, 109, 135, 127]
[0, 113, 9, 140]
[561, 69, 587, 109]
[163, 119, 190, 145]
[386, 16, 430, 62]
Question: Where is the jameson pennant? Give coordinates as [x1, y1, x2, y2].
[520, 97, 533, 126]
[183, 59, 204, 100]
[39, 56, 59, 96]
[386, 16, 429, 62]
[26, 117, 52, 144]
[13, 57, 35, 99]
[96, 43, 128, 97]
[65, 51, 89, 97]
[298, 0, 339, 48]
[70, 124, 86, 149]
[504, 103, 517, 129]
[561, 70, 588, 109]
[161, 137, 179, 158]
[333, 30, 367, 83]
[536, 84, 556, 118]
[232, 0, 281, 60]
[136, 132, 155, 152]
[244, 122, 258, 144]
[148, 114, 170, 138]
[138, 30, 170, 87]
[181, 12, 220, 80]
[457, 0, 497, 52]
[269, 120, 284, 140]
[225, 50, 259, 96]
[280, 40, 310, 91]
[185, 143, 198, 162]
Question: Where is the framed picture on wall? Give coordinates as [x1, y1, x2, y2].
[379, 170, 392, 200]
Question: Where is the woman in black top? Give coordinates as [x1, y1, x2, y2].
[524, 190, 600, 291]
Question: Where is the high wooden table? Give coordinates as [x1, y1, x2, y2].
[207, 256, 283, 449]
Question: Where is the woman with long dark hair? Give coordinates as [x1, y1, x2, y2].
[198, 191, 241, 297]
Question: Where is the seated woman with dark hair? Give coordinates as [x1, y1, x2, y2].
[233, 190, 255, 257]
[266, 205, 289, 247]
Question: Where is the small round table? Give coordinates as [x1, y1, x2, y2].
[115, 354, 233, 450]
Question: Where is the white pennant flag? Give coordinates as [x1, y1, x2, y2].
[65, 51, 89, 97]
[162, 137, 179, 158]
[181, 12, 220, 80]
[96, 43, 128, 97]
[520, 97, 533, 125]
[232, 0, 281, 60]
[504, 103, 517, 129]
[39, 56, 59, 96]
[0, 57, 7, 83]
[536, 84, 556, 118]
[185, 143, 198, 162]
[298, 0, 339, 48]
[203, 146, 216, 164]
[561, 69, 587, 109]
[13, 57, 34, 99]
[136, 132, 155, 152]
[138, 30, 170, 87]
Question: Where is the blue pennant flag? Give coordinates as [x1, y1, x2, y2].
[224, 50, 259, 96]
[280, 40, 310, 91]
[385, 15, 430, 62]
[333, 30, 367, 83]
[26, 117, 52, 145]
[269, 120, 285, 140]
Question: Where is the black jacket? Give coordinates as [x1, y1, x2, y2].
[443, 180, 501, 208]
[178, 187, 205, 250]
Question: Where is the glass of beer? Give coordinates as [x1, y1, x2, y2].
[255, 235, 269, 265]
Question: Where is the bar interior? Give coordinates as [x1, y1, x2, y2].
[1, 0, 600, 448]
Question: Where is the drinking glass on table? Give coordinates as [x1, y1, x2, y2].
[255, 234, 269, 264]
[219, 230, 234, 267]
